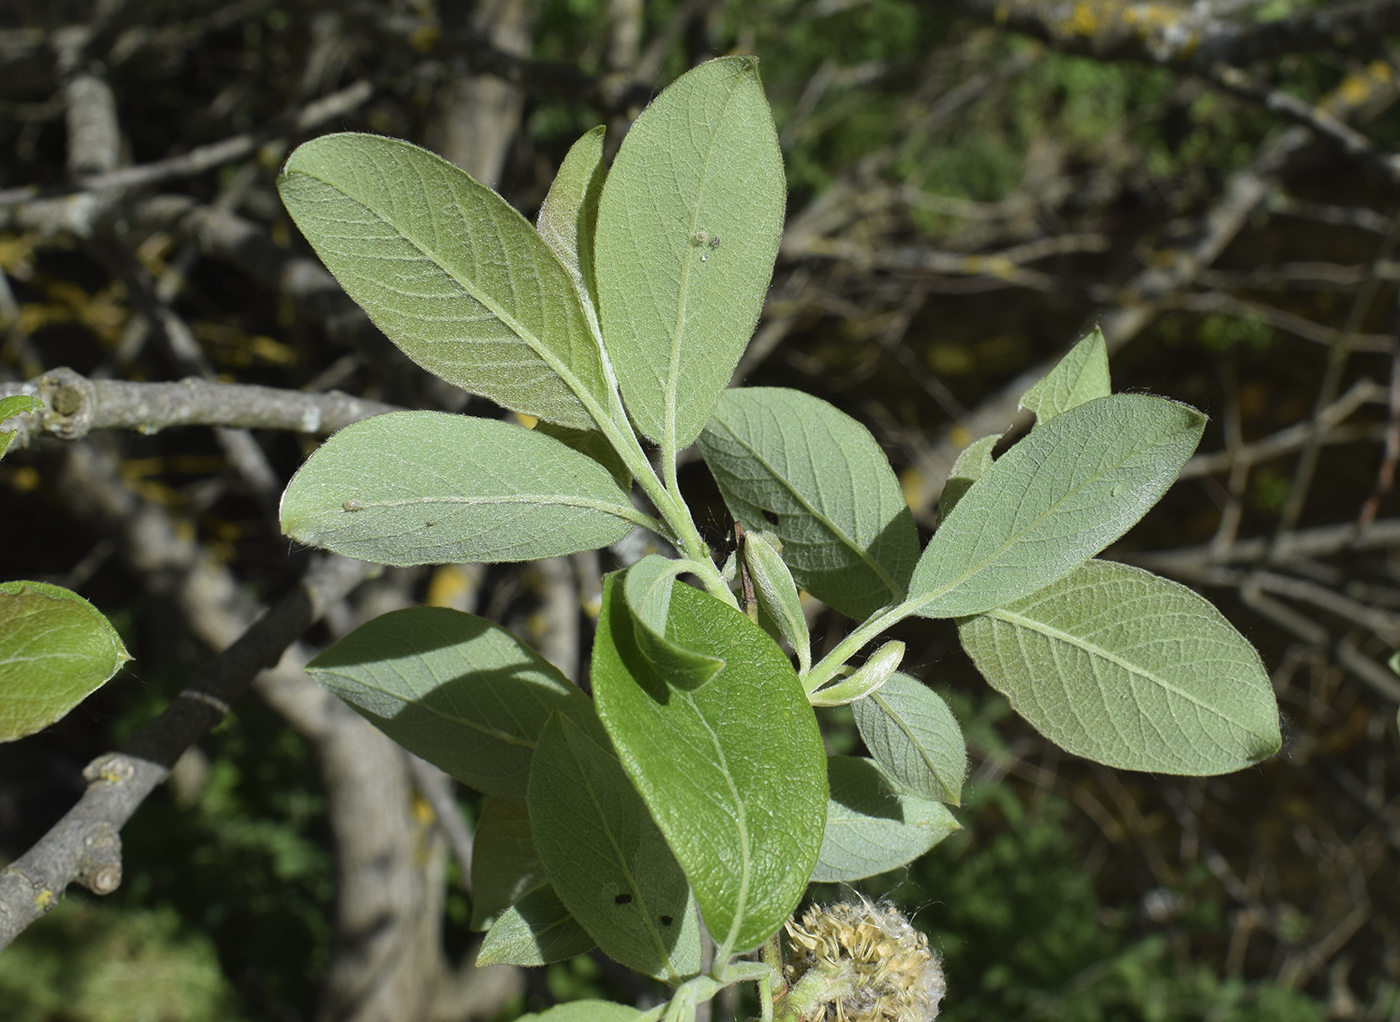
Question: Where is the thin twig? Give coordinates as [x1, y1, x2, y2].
[0, 554, 375, 952]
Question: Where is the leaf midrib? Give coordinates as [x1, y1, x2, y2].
[302, 492, 646, 524]
[868, 690, 957, 802]
[984, 605, 1266, 737]
[910, 413, 1193, 614]
[664, 70, 748, 455]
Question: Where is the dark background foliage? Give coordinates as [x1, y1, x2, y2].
[1, 1, 1397, 1020]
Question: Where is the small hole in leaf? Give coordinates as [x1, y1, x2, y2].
[615, 893, 633, 905]
[660, 915, 674, 926]
[761, 509, 779, 525]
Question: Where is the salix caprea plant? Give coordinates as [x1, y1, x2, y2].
[274, 56, 1281, 1022]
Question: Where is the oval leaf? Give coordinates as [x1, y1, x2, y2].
[700, 388, 919, 620]
[592, 575, 827, 956]
[1020, 326, 1111, 424]
[478, 884, 596, 966]
[281, 411, 641, 566]
[852, 672, 966, 805]
[958, 559, 1281, 775]
[529, 713, 702, 983]
[305, 605, 602, 802]
[278, 133, 609, 429]
[812, 756, 961, 883]
[0, 582, 130, 742]
[596, 56, 785, 451]
[938, 433, 999, 521]
[622, 555, 725, 691]
[909, 395, 1205, 618]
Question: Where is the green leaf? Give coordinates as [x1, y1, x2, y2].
[908, 395, 1205, 619]
[278, 133, 609, 430]
[622, 555, 725, 691]
[1021, 327, 1111, 424]
[812, 757, 960, 883]
[592, 575, 827, 955]
[515, 1002, 641, 1022]
[0, 394, 42, 462]
[699, 388, 919, 620]
[537, 125, 606, 328]
[0, 582, 130, 742]
[741, 530, 811, 674]
[528, 713, 702, 983]
[595, 56, 785, 451]
[305, 606, 602, 802]
[470, 798, 546, 931]
[281, 411, 642, 566]
[478, 884, 596, 966]
[852, 672, 966, 805]
[808, 640, 903, 707]
[958, 559, 1281, 774]
[938, 433, 999, 522]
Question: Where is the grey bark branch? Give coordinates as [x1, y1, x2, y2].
[0, 367, 398, 447]
[0, 553, 375, 953]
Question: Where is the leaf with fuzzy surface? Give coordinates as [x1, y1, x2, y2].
[596, 57, 784, 451]
[1020, 327, 1111, 424]
[700, 388, 918, 620]
[812, 757, 960, 882]
[281, 411, 641, 566]
[306, 606, 603, 802]
[279, 133, 609, 429]
[959, 559, 1281, 774]
[853, 672, 966, 805]
[908, 395, 1205, 618]
[478, 884, 596, 966]
[592, 575, 826, 955]
[528, 713, 701, 982]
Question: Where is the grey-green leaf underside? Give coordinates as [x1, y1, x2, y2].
[1020, 326, 1111, 424]
[812, 756, 960, 882]
[853, 672, 966, 805]
[279, 132, 608, 429]
[959, 559, 1281, 775]
[595, 56, 785, 451]
[281, 411, 640, 565]
[478, 884, 596, 967]
[909, 395, 1205, 618]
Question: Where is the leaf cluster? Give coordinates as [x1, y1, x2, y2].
[270, 55, 1282, 1015]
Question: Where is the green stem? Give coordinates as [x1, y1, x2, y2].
[580, 353, 735, 606]
[802, 602, 913, 692]
[595, 406, 735, 606]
